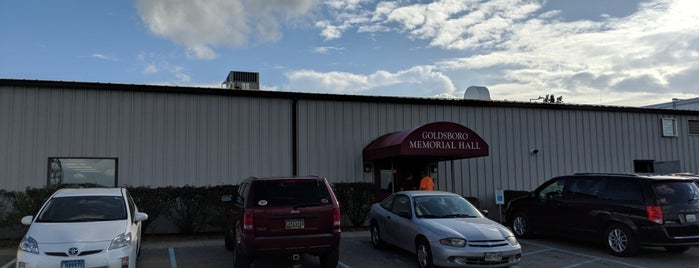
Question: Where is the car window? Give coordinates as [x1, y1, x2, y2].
[380, 195, 395, 210]
[414, 196, 480, 218]
[125, 190, 136, 219]
[390, 195, 411, 216]
[603, 179, 643, 202]
[538, 178, 566, 199]
[654, 181, 699, 205]
[252, 180, 331, 207]
[564, 178, 602, 199]
[36, 196, 127, 222]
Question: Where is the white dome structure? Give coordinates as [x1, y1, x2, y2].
[463, 86, 491, 100]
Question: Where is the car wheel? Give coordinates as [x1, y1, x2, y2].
[511, 213, 532, 238]
[416, 238, 434, 268]
[224, 229, 234, 251]
[319, 247, 340, 268]
[605, 223, 638, 257]
[664, 246, 690, 253]
[370, 223, 384, 249]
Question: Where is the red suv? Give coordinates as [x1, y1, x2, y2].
[225, 176, 341, 267]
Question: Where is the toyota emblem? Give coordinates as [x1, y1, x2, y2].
[68, 247, 79, 256]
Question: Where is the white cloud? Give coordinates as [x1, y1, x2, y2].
[284, 65, 455, 97]
[312, 46, 344, 54]
[135, 0, 317, 59]
[143, 64, 158, 74]
[90, 53, 118, 61]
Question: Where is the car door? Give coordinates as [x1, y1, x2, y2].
[557, 177, 605, 238]
[528, 177, 569, 234]
[382, 194, 414, 250]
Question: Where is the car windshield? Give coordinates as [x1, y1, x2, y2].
[653, 181, 699, 205]
[36, 196, 127, 222]
[413, 196, 481, 218]
[253, 180, 331, 207]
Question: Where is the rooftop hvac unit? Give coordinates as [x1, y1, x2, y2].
[222, 71, 260, 90]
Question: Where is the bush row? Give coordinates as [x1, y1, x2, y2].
[0, 184, 530, 238]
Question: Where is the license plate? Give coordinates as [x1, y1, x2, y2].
[484, 252, 502, 262]
[285, 219, 304, 229]
[61, 260, 85, 268]
[686, 214, 697, 222]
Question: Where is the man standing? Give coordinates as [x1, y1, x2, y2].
[419, 170, 434, 190]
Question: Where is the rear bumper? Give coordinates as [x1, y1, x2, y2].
[241, 232, 341, 256]
[637, 224, 699, 247]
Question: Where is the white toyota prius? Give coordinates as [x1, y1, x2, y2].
[16, 188, 148, 268]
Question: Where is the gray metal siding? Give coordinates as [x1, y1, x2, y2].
[0, 86, 292, 191]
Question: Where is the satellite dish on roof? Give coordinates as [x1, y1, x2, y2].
[464, 86, 491, 100]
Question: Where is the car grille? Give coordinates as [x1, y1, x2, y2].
[464, 257, 512, 266]
[467, 240, 509, 247]
[45, 250, 103, 257]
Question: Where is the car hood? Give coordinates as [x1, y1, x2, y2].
[28, 221, 128, 244]
[422, 217, 512, 240]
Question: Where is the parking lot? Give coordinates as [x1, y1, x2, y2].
[2, 230, 699, 268]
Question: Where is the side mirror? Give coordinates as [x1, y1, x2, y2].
[221, 194, 233, 202]
[21, 215, 34, 226]
[481, 210, 489, 216]
[134, 212, 149, 222]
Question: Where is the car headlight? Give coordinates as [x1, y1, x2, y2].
[439, 238, 466, 247]
[109, 232, 132, 250]
[506, 236, 519, 246]
[19, 236, 39, 254]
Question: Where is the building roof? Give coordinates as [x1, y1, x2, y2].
[644, 97, 699, 111]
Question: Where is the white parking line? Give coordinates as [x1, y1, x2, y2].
[520, 241, 644, 268]
[1, 259, 15, 268]
[168, 247, 177, 268]
[338, 261, 351, 268]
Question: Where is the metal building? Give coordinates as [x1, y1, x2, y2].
[1, 79, 699, 214]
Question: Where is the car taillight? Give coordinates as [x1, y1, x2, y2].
[244, 209, 254, 231]
[647, 205, 663, 224]
[333, 207, 341, 231]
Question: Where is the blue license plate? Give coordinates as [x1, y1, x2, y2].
[61, 260, 85, 268]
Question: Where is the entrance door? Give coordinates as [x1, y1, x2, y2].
[373, 159, 395, 201]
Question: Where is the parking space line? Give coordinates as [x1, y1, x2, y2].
[520, 241, 644, 268]
[562, 258, 601, 268]
[1, 259, 15, 268]
[338, 261, 351, 268]
[522, 248, 553, 256]
[168, 247, 178, 268]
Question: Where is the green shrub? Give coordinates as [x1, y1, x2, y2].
[333, 182, 375, 227]
[464, 196, 480, 209]
[127, 186, 172, 233]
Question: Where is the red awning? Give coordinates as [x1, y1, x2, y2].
[362, 121, 489, 161]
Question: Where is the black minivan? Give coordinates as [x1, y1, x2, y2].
[505, 173, 699, 256]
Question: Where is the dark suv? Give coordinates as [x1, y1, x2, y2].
[224, 176, 341, 267]
[505, 173, 699, 256]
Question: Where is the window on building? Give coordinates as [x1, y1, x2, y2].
[48, 158, 118, 188]
[689, 120, 699, 135]
[661, 118, 677, 137]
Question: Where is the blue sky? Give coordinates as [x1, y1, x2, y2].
[2, 0, 698, 106]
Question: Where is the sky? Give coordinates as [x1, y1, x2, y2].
[2, 0, 698, 107]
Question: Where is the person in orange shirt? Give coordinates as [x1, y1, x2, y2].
[419, 170, 434, 190]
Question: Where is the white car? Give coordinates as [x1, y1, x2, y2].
[16, 188, 148, 268]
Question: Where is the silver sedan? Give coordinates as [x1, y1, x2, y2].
[369, 191, 521, 268]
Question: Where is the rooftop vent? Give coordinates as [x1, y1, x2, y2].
[222, 71, 260, 90]
[463, 86, 491, 100]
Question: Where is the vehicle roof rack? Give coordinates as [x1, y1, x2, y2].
[573, 173, 640, 177]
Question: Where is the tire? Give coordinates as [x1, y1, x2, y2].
[319, 247, 340, 268]
[224, 229, 234, 251]
[416, 238, 434, 268]
[604, 223, 638, 257]
[511, 213, 532, 238]
[233, 241, 251, 268]
[370, 223, 384, 249]
[664, 246, 690, 253]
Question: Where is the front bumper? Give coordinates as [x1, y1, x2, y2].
[16, 242, 137, 268]
[430, 241, 522, 268]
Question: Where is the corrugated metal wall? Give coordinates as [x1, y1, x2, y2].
[2, 82, 698, 212]
[0, 85, 292, 191]
[296, 99, 699, 210]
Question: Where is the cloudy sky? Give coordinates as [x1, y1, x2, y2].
[2, 0, 698, 106]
